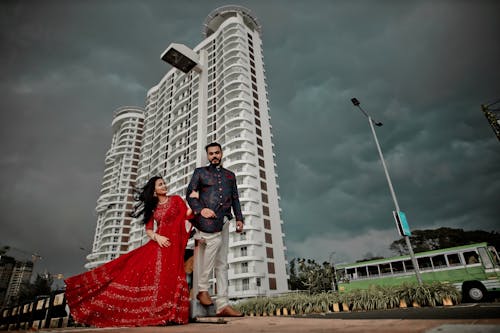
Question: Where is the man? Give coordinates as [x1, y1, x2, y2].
[186, 142, 244, 317]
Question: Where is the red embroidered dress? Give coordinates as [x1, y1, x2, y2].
[65, 195, 191, 327]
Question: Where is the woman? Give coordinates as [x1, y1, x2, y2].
[64, 176, 193, 327]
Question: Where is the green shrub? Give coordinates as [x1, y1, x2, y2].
[234, 282, 461, 315]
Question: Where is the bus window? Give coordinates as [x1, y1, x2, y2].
[446, 253, 461, 266]
[368, 265, 379, 277]
[488, 246, 500, 266]
[346, 268, 356, 280]
[357, 266, 368, 278]
[392, 261, 404, 274]
[478, 247, 493, 269]
[432, 254, 446, 269]
[404, 260, 414, 272]
[464, 251, 479, 265]
[418, 257, 432, 270]
[380, 263, 391, 275]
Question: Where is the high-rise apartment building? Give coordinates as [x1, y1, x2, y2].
[3, 260, 33, 306]
[0, 256, 16, 307]
[87, 5, 288, 298]
[86, 107, 144, 270]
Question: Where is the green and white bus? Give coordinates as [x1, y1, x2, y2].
[336, 242, 500, 302]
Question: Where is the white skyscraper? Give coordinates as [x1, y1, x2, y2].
[86, 106, 144, 270]
[88, 6, 288, 298]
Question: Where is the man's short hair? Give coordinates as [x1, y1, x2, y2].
[205, 142, 222, 152]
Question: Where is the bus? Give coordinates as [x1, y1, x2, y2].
[336, 242, 500, 302]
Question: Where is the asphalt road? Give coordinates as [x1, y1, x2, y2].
[306, 302, 500, 320]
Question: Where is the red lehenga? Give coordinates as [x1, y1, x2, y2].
[64, 195, 192, 327]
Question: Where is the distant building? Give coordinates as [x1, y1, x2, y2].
[3, 260, 33, 306]
[0, 256, 16, 307]
[86, 5, 288, 298]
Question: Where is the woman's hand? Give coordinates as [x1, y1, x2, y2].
[201, 208, 216, 218]
[154, 234, 171, 248]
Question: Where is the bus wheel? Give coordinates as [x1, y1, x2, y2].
[463, 283, 487, 302]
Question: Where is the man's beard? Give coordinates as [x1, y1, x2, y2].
[210, 158, 221, 166]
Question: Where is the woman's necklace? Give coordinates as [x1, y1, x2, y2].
[158, 197, 169, 204]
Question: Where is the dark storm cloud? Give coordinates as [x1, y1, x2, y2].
[1, 1, 499, 279]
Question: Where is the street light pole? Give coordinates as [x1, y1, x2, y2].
[351, 98, 423, 285]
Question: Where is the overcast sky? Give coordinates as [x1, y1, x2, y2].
[1, 0, 499, 283]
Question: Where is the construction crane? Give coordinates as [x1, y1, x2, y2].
[1, 245, 42, 263]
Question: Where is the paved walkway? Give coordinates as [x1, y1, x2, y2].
[28, 317, 500, 333]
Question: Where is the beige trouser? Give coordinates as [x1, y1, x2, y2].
[195, 218, 230, 311]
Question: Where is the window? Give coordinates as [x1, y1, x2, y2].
[261, 181, 267, 191]
[267, 262, 275, 274]
[357, 267, 368, 278]
[240, 246, 247, 257]
[241, 262, 248, 273]
[464, 251, 479, 265]
[263, 205, 269, 216]
[262, 193, 268, 203]
[266, 247, 274, 259]
[447, 253, 461, 266]
[242, 278, 249, 290]
[431, 254, 446, 268]
[391, 261, 404, 273]
[380, 263, 391, 275]
[404, 260, 414, 271]
[417, 257, 432, 270]
[489, 247, 500, 265]
[265, 232, 272, 244]
[367, 265, 379, 277]
[346, 268, 357, 280]
[478, 247, 493, 269]
[264, 219, 271, 229]
[269, 278, 276, 290]
[240, 231, 247, 241]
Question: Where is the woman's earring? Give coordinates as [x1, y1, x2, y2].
[153, 192, 157, 197]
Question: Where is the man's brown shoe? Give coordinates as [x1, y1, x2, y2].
[196, 291, 213, 306]
[216, 305, 244, 317]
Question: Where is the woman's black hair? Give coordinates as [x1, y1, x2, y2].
[130, 176, 162, 224]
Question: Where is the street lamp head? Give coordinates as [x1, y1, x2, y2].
[161, 43, 200, 73]
[351, 98, 360, 106]
[374, 121, 383, 127]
